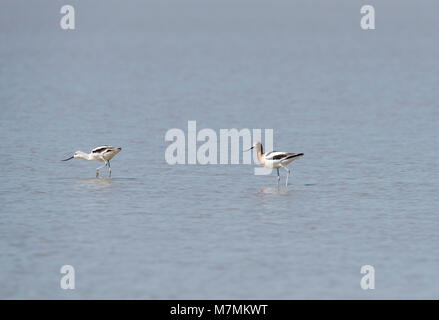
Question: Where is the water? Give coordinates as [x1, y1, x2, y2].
[1, 0, 438, 299]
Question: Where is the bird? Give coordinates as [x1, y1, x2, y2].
[62, 146, 122, 177]
[245, 141, 303, 187]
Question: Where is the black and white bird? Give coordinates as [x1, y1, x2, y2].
[246, 141, 303, 186]
[62, 146, 122, 177]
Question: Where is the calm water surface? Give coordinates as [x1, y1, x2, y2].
[1, 0, 438, 298]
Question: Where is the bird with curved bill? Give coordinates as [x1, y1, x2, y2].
[245, 141, 303, 187]
[62, 146, 122, 177]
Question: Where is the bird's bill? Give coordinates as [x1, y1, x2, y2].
[62, 156, 74, 161]
[244, 146, 254, 152]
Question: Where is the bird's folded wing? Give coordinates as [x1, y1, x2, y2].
[91, 146, 112, 153]
[264, 151, 287, 160]
[265, 152, 303, 161]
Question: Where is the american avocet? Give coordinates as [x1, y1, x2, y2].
[246, 141, 303, 187]
[62, 146, 122, 177]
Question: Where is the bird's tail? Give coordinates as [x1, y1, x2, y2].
[284, 153, 304, 160]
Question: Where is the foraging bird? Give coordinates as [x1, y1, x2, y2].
[62, 146, 122, 177]
[246, 141, 303, 186]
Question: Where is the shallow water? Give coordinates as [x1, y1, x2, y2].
[1, 0, 439, 299]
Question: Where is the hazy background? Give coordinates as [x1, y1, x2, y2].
[0, 0, 438, 299]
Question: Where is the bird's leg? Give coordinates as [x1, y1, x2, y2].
[107, 161, 111, 177]
[283, 166, 291, 187]
[96, 162, 107, 178]
[276, 168, 280, 185]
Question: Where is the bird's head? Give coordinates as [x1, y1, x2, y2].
[62, 150, 85, 161]
[244, 141, 262, 152]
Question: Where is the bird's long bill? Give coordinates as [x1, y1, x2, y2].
[244, 146, 254, 152]
[62, 156, 74, 161]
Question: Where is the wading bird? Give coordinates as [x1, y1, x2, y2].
[62, 146, 122, 177]
[245, 141, 303, 187]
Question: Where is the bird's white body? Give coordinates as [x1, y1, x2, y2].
[75, 146, 122, 162]
[248, 141, 303, 186]
[260, 151, 301, 169]
[62, 146, 122, 177]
